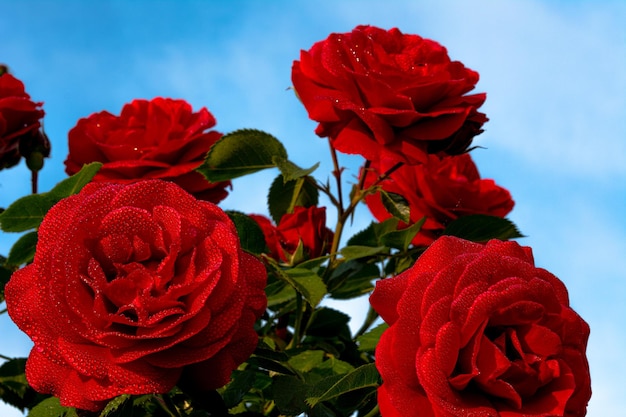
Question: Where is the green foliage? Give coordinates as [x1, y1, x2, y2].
[357, 323, 389, 352]
[305, 363, 380, 408]
[197, 129, 288, 182]
[226, 210, 267, 255]
[268, 174, 319, 224]
[0, 358, 39, 412]
[0, 120, 529, 417]
[274, 158, 320, 182]
[276, 267, 328, 307]
[443, 214, 524, 242]
[380, 190, 410, 223]
[0, 162, 101, 233]
[6, 231, 38, 267]
[380, 217, 425, 250]
[0, 256, 11, 303]
[26, 396, 77, 417]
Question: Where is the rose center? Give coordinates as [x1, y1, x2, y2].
[451, 323, 563, 409]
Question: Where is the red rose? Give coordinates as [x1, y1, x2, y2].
[64, 98, 231, 203]
[5, 180, 267, 411]
[363, 153, 514, 246]
[0, 72, 45, 169]
[370, 236, 591, 417]
[291, 25, 487, 165]
[250, 206, 334, 263]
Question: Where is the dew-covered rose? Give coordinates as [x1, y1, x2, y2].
[0, 72, 45, 169]
[292, 25, 487, 165]
[250, 206, 334, 263]
[362, 153, 514, 246]
[5, 180, 267, 411]
[64, 98, 231, 203]
[370, 236, 591, 417]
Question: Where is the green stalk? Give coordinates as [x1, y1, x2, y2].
[287, 292, 304, 349]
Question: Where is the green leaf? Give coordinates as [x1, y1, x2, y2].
[0, 163, 101, 233]
[380, 217, 426, 250]
[0, 193, 56, 232]
[0, 259, 12, 303]
[443, 215, 524, 242]
[346, 218, 400, 247]
[305, 363, 381, 408]
[226, 211, 267, 255]
[313, 357, 355, 378]
[6, 231, 38, 267]
[249, 346, 294, 375]
[288, 350, 325, 374]
[0, 358, 31, 411]
[280, 268, 327, 307]
[380, 191, 410, 223]
[339, 245, 387, 261]
[265, 280, 297, 307]
[221, 370, 257, 409]
[274, 157, 320, 182]
[272, 375, 308, 416]
[356, 323, 389, 352]
[327, 260, 378, 300]
[47, 162, 102, 200]
[197, 129, 287, 182]
[305, 308, 351, 338]
[27, 396, 76, 417]
[267, 174, 319, 224]
[100, 395, 130, 416]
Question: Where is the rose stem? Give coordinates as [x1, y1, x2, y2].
[31, 169, 38, 194]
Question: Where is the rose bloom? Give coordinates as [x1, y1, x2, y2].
[362, 153, 514, 246]
[5, 180, 267, 411]
[0, 72, 45, 169]
[370, 236, 591, 417]
[250, 206, 334, 263]
[292, 25, 487, 165]
[64, 98, 231, 203]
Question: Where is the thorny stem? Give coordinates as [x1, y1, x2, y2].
[329, 140, 345, 215]
[329, 159, 405, 259]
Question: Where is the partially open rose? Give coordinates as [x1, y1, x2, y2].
[5, 180, 267, 411]
[292, 25, 487, 165]
[362, 153, 514, 246]
[370, 236, 591, 417]
[0, 72, 45, 169]
[250, 206, 334, 263]
[64, 98, 231, 203]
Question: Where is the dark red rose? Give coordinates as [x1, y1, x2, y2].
[0, 72, 45, 169]
[64, 98, 231, 203]
[370, 236, 591, 417]
[291, 25, 487, 165]
[362, 153, 514, 246]
[5, 180, 267, 411]
[250, 206, 334, 263]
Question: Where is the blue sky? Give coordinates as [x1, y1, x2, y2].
[1, 1, 624, 415]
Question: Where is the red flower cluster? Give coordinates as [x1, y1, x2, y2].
[64, 98, 231, 203]
[362, 153, 515, 245]
[0, 72, 45, 169]
[371, 236, 591, 417]
[292, 25, 487, 165]
[250, 206, 334, 263]
[0, 25, 591, 417]
[6, 180, 267, 411]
